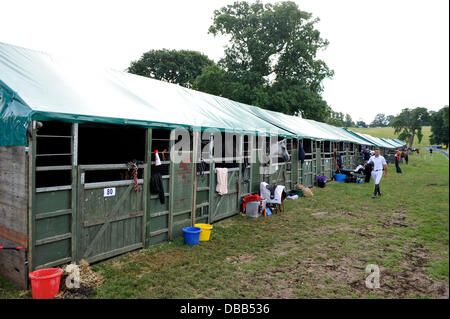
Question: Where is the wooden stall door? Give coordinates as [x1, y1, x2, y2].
[169, 152, 194, 239]
[30, 122, 77, 272]
[77, 165, 146, 264]
[303, 160, 313, 187]
[323, 157, 333, 180]
[210, 165, 240, 223]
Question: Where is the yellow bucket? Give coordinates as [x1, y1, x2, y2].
[194, 223, 213, 241]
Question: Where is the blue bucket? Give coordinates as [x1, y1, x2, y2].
[182, 227, 202, 245]
[334, 173, 346, 182]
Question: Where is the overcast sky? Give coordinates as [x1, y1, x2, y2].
[1, 0, 448, 123]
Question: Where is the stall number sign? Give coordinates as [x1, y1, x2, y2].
[104, 187, 116, 197]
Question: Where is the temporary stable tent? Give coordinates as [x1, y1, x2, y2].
[0, 41, 404, 288]
[381, 138, 404, 148]
[304, 120, 374, 145]
[392, 138, 407, 147]
[1, 42, 300, 288]
[345, 130, 396, 149]
[240, 103, 339, 141]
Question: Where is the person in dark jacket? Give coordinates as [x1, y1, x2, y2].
[333, 148, 342, 172]
[363, 149, 371, 161]
[403, 148, 409, 165]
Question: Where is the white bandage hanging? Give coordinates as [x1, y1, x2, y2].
[155, 150, 161, 166]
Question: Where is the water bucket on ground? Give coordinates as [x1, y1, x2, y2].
[182, 227, 202, 245]
[194, 223, 213, 241]
[28, 268, 63, 299]
[334, 173, 346, 182]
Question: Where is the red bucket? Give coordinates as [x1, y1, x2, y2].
[28, 268, 63, 299]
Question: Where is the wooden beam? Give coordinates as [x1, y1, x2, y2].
[35, 233, 72, 246]
[84, 179, 143, 190]
[144, 128, 152, 247]
[83, 210, 144, 227]
[36, 165, 72, 171]
[79, 163, 146, 171]
[71, 123, 78, 263]
[28, 120, 36, 272]
[191, 131, 199, 226]
[35, 208, 72, 220]
[168, 129, 175, 241]
[36, 185, 72, 193]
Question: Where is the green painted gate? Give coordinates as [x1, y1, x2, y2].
[76, 164, 146, 263]
[209, 165, 240, 223]
[32, 189, 74, 269]
[322, 157, 334, 180]
[169, 151, 194, 239]
[302, 160, 313, 187]
[30, 122, 76, 270]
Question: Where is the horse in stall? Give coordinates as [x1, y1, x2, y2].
[260, 139, 290, 175]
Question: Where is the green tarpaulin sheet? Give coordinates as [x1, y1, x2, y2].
[345, 130, 396, 149]
[240, 103, 345, 142]
[0, 42, 295, 146]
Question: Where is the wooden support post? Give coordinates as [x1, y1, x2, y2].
[237, 134, 243, 212]
[71, 123, 78, 262]
[168, 129, 175, 241]
[27, 121, 36, 273]
[248, 134, 254, 193]
[208, 134, 214, 225]
[191, 131, 199, 226]
[143, 129, 152, 247]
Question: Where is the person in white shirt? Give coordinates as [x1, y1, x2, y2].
[367, 148, 387, 198]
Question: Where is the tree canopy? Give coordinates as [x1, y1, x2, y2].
[326, 112, 354, 127]
[429, 106, 449, 147]
[356, 121, 368, 128]
[128, 49, 214, 88]
[391, 107, 429, 148]
[197, 0, 334, 121]
[128, 1, 334, 121]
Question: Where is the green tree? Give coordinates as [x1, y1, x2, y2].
[326, 111, 345, 127]
[192, 64, 228, 97]
[207, 0, 333, 120]
[391, 107, 429, 148]
[429, 106, 449, 147]
[386, 115, 395, 126]
[356, 121, 368, 128]
[370, 113, 388, 127]
[344, 114, 355, 127]
[268, 79, 331, 119]
[327, 117, 344, 127]
[128, 49, 214, 88]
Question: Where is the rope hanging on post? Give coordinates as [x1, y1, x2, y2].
[127, 160, 140, 193]
[132, 165, 138, 193]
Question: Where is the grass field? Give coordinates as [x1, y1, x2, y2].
[1, 151, 448, 299]
[350, 126, 432, 148]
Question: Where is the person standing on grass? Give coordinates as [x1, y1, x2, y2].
[333, 148, 342, 173]
[363, 147, 371, 162]
[403, 147, 409, 165]
[395, 149, 402, 174]
[368, 148, 387, 198]
[429, 147, 433, 158]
